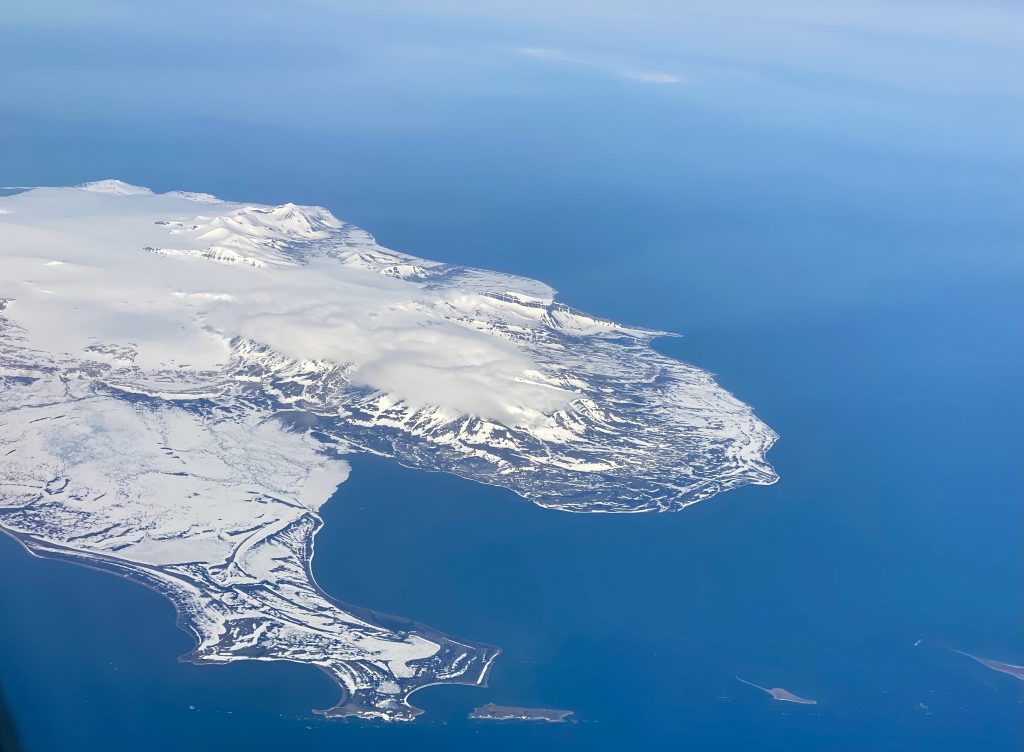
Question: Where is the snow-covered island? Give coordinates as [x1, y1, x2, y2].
[469, 703, 575, 722]
[0, 181, 778, 721]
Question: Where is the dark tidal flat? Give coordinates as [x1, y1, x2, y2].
[1, 2, 1022, 750]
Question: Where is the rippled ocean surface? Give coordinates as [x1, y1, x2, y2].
[1, 3, 1021, 750]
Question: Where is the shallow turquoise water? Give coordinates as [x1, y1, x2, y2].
[1, 2, 1021, 749]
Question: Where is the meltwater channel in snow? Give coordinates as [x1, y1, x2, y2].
[0, 181, 777, 720]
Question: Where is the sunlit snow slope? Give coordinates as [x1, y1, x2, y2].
[0, 181, 777, 720]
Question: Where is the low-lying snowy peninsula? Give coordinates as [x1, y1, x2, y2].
[737, 677, 818, 705]
[0, 181, 777, 720]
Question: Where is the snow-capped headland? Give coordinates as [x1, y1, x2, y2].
[0, 180, 777, 720]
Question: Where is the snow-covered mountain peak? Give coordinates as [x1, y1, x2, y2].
[150, 201, 347, 268]
[77, 179, 154, 195]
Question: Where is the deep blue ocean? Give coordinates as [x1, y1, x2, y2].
[1, 3, 1021, 750]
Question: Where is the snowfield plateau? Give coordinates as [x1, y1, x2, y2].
[0, 181, 777, 720]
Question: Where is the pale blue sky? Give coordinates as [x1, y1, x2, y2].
[2, 0, 1020, 159]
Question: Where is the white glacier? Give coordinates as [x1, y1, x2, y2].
[0, 181, 777, 720]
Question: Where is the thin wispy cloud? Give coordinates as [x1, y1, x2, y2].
[517, 47, 681, 85]
[519, 48, 571, 61]
[619, 70, 681, 84]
